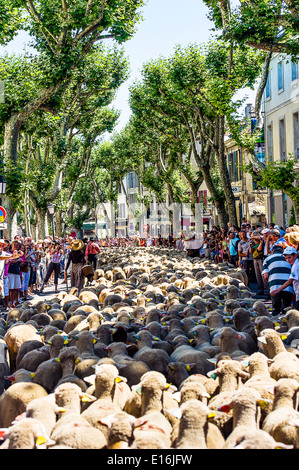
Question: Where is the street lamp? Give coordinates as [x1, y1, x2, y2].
[48, 203, 55, 238]
[0, 175, 7, 196]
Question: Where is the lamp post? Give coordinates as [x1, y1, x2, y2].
[48, 203, 55, 238]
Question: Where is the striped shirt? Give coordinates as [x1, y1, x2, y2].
[290, 258, 299, 300]
[262, 253, 294, 294]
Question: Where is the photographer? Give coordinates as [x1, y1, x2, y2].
[250, 230, 266, 296]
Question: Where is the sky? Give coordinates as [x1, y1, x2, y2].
[0, 0, 256, 132]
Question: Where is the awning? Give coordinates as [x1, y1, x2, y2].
[83, 221, 95, 230]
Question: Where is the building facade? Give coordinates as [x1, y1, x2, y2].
[263, 53, 299, 226]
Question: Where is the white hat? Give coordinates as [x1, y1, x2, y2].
[283, 246, 297, 255]
[261, 228, 270, 234]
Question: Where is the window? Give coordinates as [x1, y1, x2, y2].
[279, 118, 286, 161]
[278, 61, 284, 91]
[265, 73, 271, 99]
[293, 111, 299, 158]
[128, 172, 138, 189]
[233, 150, 238, 181]
[267, 123, 273, 161]
[291, 61, 298, 81]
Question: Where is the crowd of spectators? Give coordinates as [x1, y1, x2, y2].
[0, 218, 298, 316]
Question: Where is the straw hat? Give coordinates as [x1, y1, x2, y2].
[71, 239, 85, 251]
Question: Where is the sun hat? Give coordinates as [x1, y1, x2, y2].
[283, 246, 297, 255]
[0, 239, 8, 247]
[261, 228, 270, 234]
[71, 239, 85, 251]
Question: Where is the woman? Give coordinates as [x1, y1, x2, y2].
[8, 241, 23, 308]
[64, 239, 85, 292]
[39, 242, 64, 293]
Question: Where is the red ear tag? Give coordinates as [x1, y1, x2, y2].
[219, 404, 230, 413]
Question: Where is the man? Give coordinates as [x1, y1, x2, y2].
[228, 231, 240, 266]
[186, 233, 202, 258]
[271, 246, 299, 310]
[238, 231, 250, 275]
[262, 244, 294, 315]
[85, 237, 100, 271]
[250, 230, 266, 295]
[266, 229, 285, 255]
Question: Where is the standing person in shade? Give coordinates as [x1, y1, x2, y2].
[8, 241, 24, 308]
[85, 237, 100, 271]
[271, 246, 299, 310]
[39, 243, 64, 294]
[228, 231, 239, 267]
[238, 230, 250, 276]
[250, 230, 266, 296]
[262, 244, 294, 316]
[64, 239, 85, 292]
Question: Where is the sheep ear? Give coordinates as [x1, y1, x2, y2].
[79, 392, 97, 403]
[257, 336, 267, 344]
[98, 415, 115, 428]
[185, 363, 195, 372]
[258, 399, 272, 409]
[115, 376, 127, 383]
[217, 402, 232, 413]
[171, 391, 181, 402]
[207, 369, 218, 379]
[0, 428, 9, 440]
[131, 384, 142, 395]
[166, 408, 182, 419]
[84, 374, 96, 385]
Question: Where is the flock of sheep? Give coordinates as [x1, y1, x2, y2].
[0, 246, 298, 449]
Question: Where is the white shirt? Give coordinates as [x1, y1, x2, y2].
[290, 258, 299, 300]
[187, 239, 202, 249]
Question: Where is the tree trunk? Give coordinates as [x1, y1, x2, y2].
[201, 164, 228, 228]
[36, 208, 47, 239]
[293, 199, 299, 224]
[217, 115, 238, 227]
[55, 209, 63, 237]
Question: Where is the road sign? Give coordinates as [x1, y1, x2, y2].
[0, 207, 6, 223]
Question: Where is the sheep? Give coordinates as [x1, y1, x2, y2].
[54, 346, 87, 391]
[4, 323, 42, 372]
[0, 380, 48, 427]
[21, 395, 62, 436]
[17, 345, 50, 372]
[220, 386, 272, 448]
[98, 411, 135, 449]
[170, 399, 225, 449]
[0, 339, 11, 394]
[0, 418, 55, 449]
[133, 330, 170, 376]
[130, 371, 173, 449]
[262, 378, 299, 448]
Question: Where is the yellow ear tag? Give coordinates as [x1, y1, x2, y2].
[30, 373, 35, 379]
[219, 303, 223, 306]
[63, 340, 69, 345]
[165, 383, 172, 389]
[115, 377, 122, 383]
[282, 317, 287, 322]
[281, 334, 288, 340]
[81, 395, 90, 402]
[259, 400, 270, 409]
[208, 412, 216, 418]
[36, 436, 47, 446]
[200, 319, 206, 324]
[75, 358, 80, 364]
[186, 365, 191, 372]
[275, 322, 280, 327]
[55, 358, 61, 363]
[93, 339, 97, 344]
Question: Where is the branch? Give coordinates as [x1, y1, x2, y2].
[25, 0, 59, 53]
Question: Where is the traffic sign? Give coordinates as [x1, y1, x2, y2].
[0, 207, 6, 223]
